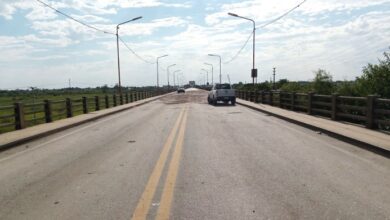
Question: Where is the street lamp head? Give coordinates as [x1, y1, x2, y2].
[208, 54, 215, 56]
[228, 12, 238, 17]
[158, 54, 168, 59]
[131, 16, 142, 21]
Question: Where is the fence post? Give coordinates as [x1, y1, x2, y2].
[82, 97, 88, 114]
[105, 95, 109, 108]
[113, 94, 117, 106]
[14, 102, 26, 130]
[260, 91, 265, 104]
[95, 96, 100, 111]
[130, 92, 134, 102]
[120, 94, 123, 105]
[66, 98, 73, 118]
[44, 100, 52, 123]
[278, 92, 283, 108]
[255, 90, 259, 103]
[125, 93, 129, 103]
[269, 92, 273, 106]
[291, 92, 296, 111]
[366, 95, 377, 129]
[331, 93, 338, 120]
[307, 92, 314, 115]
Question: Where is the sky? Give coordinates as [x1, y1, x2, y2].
[0, 0, 390, 89]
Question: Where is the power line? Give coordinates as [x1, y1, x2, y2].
[223, 31, 253, 64]
[223, 0, 307, 64]
[35, 0, 154, 65]
[118, 37, 156, 64]
[35, 0, 115, 35]
[256, 0, 307, 29]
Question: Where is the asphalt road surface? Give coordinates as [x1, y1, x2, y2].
[0, 89, 389, 220]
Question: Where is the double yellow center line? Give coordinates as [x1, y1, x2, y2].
[131, 105, 189, 220]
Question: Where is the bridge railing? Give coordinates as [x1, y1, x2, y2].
[236, 90, 390, 131]
[0, 90, 169, 134]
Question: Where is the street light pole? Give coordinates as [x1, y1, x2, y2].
[208, 54, 222, 84]
[167, 64, 176, 88]
[228, 12, 257, 85]
[204, 63, 213, 85]
[116, 16, 142, 96]
[156, 55, 168, 87]
[201, 68, 209, 85]
[173, 70, 181, 87]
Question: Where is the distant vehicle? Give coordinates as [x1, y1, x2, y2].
[208, 83, 236, 105]
[177, 88, 185, 93]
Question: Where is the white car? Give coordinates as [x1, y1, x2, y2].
[207, 83, 236, 105]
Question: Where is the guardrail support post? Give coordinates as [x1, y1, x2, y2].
[261, 91, 265, 104]
[130, 92, 134, 102]
[82, 97, 88, 114]
[366, 95, 377, 129]
[125, 93, 129, 103]
[95, 96, 100, 111]
[105, 95, 109, 108]
[113, 95, 117, 107]
[44, 100, 52, 123]
[278, 92, 283, 108]
[291, 92, 296, 111]
[307, 92, 314, 115]
[14, 102, 26, 130]
[66, 98, 73, 118]
[255, 90, 259, 103]
[269, 92, 273, 106]
[331, 93, 338, 120]
[120, 95, 123, 105]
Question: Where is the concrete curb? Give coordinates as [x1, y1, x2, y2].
[237, 99, 390, 158]
[0, 94, 169, 151]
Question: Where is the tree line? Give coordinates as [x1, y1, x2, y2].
[234, 49, 390, 98]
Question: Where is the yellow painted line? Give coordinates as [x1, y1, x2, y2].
[156, 106, 189, 220]
[131, 106, 185, 220]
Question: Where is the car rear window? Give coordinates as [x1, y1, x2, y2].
[216, 84, 231, 89]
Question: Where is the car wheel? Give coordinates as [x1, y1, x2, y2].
[231, 99, 236, 105]
[207, 97, 211, 104]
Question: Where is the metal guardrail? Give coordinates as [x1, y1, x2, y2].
[236, 90, 390, 131]
[0, 90, 169, 134]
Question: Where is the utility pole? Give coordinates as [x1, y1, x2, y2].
[156, 55, 168, 87]
[273, 67, 276, 90]
[228, 12, 257, 85]
[116, 16, 142, 96]
[208, 54, 222, 84]
[68, 78, 71, 89]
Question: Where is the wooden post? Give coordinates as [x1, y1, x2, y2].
[307, 92, 314, 115]
[105, 95, 109, 108]
[269, 92, 273, 106]
[255, 90, 259, 103]
[291, 92, 296, 111]
[82, 97, 88, 114]
[366, 95, 377, 129]
[278, 92, 283, 108]
[95, 96, 100, 111]
[44, 100, 52, 123]
[14, 102, 26, 130]
[113, 95, 117, 107]
[261, 91, 265, 104]
[125, 93, 129, 103]
[331, 93, 338, 120]
[130, 92, 134, 102]
[66, 98, 73, 118]
[120, 94, 123, 105]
